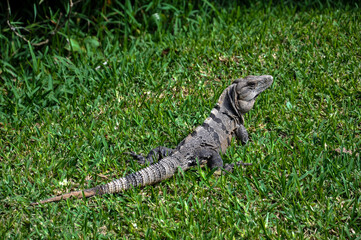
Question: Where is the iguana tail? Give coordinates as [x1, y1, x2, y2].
[31, 157, 180, 205]
[31, 188, 98, 205]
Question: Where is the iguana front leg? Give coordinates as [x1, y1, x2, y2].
[126, 146, 174, 165]
[235, 124, 248, 145]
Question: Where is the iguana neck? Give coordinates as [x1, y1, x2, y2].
[216, 84, 244, 126]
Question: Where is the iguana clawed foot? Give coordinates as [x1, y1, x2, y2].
[125, 151, 148, 165]
[222, 161, 252, 174]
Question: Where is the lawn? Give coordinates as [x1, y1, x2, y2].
[0, 0, 360, 238]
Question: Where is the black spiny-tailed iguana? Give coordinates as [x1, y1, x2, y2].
[32, 75, 273, 205]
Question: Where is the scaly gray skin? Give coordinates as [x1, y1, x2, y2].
[32, 75, 273, 205]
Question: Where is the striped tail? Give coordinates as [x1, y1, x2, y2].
[32, 157, 181, 205]
[99, 157, 180, 194]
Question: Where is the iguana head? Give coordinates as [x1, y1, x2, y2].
[233, 75, 273, 113]
[216, 75, 273, 123]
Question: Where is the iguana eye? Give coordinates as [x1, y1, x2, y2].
[248, 82, 256, 88]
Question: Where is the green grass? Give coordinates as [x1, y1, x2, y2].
[1, 1, 360, 238]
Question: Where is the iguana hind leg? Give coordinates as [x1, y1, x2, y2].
[193, 149, 224, 175]
[126, 146, 174, 165]
[196, 149, 251, 174]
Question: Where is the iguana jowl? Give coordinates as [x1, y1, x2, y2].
[32, 75, 273, 205]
